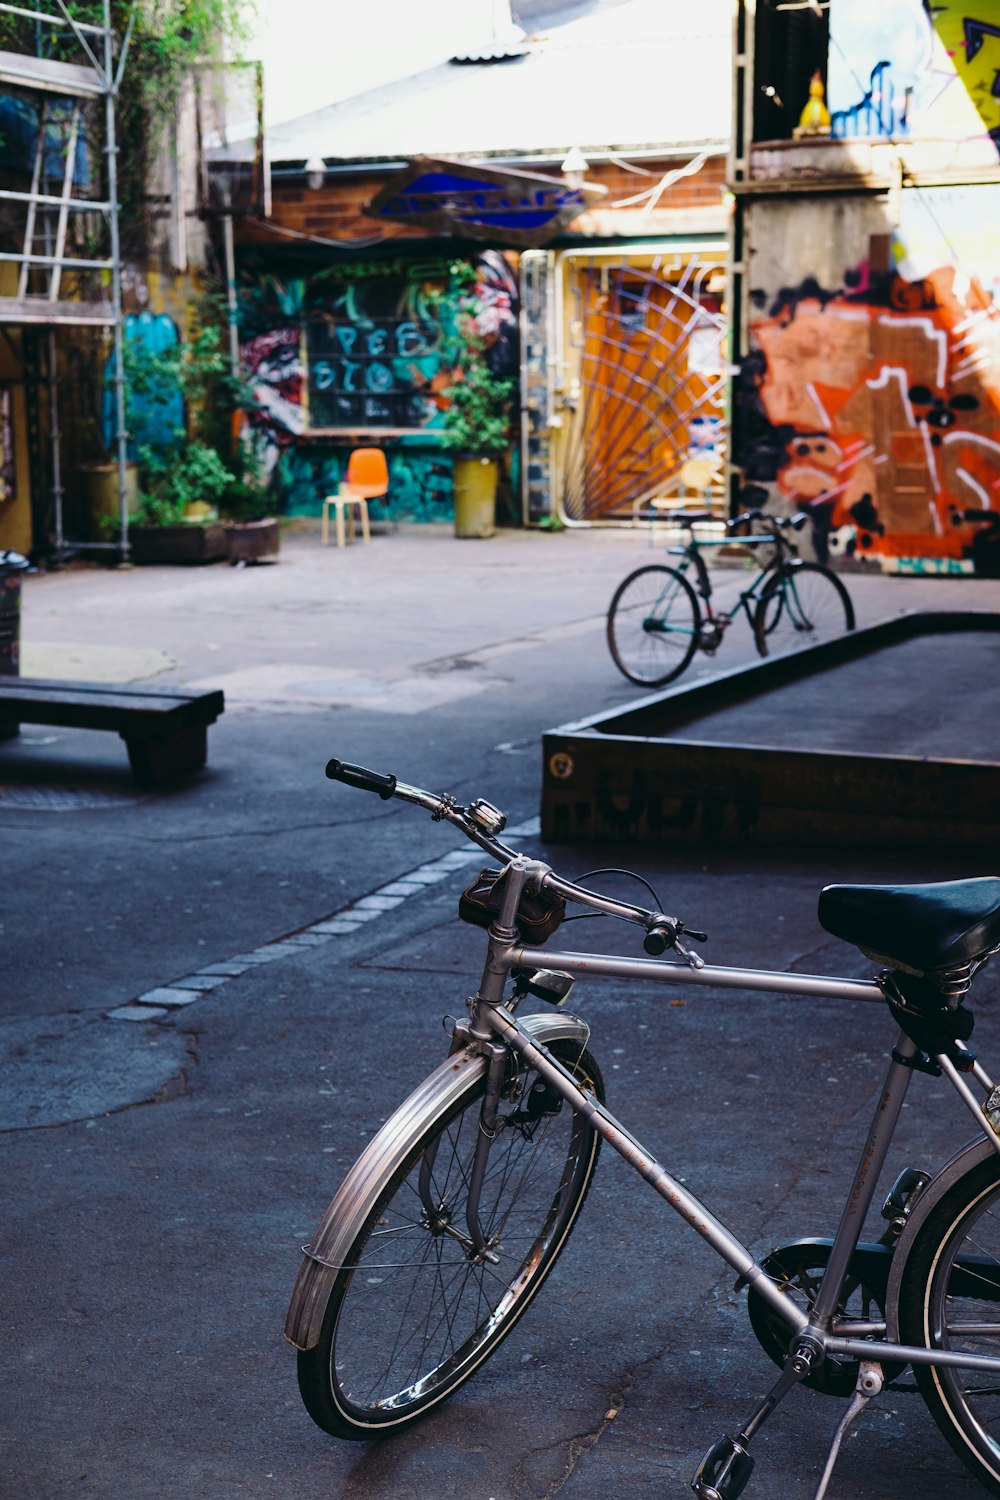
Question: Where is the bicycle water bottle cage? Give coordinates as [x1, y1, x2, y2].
[459, 867, 565, 943]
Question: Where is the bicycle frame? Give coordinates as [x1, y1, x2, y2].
[460, 853, 1000, 1382]
[670, 530, 782, 630]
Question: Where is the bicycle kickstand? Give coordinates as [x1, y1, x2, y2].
[810, 1361, 884, 1500]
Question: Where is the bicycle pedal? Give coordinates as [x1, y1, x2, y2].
[691, 1434, 754, 1500]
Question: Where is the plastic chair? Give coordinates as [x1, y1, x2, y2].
[322, 448, 390, 547]
[632, 450, 727, 533]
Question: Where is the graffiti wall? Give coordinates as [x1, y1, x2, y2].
[828, 0, 1000, 150]
[236, 250, 519, 519]
[739, 185, 1000, 574]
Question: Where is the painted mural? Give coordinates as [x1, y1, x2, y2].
[828, 0, 1000, 150]
[740, 190, 1000, 574]
[236, 251, 519, 519]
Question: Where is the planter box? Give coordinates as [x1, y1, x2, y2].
[542, 611, 1000, 849]
[226, 518, 280, 564]
[128, 523, 229, 566]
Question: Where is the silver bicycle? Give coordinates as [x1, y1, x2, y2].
[285, 759, 1000, 1500]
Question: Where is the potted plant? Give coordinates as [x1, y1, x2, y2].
[130, 441, 233, 563]
[221, 459, 281, 565]
[440, 267, 515, 539]
[124, 314, 240, 564]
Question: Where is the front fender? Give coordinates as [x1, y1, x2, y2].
[284, 1011, 592, 1352]
[885, 1133, 999, 1340]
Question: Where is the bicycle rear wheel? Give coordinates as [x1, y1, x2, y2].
[753, 561, 854, 657]
[607, 564, 700, 687]
[297, 1041, 604, 1438]
[898, 1157, 1000, 1495]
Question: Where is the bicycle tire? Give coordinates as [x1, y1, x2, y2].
[752, 561, 855, 657]
[607, 564, 701, 687]
[898, 1156, 1000, 1495]
[296, 1039, 604, 1438]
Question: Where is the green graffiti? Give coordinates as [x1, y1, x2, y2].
[275, 444, 454, 523]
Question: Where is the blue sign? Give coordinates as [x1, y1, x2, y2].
[367, 156, 606, 247]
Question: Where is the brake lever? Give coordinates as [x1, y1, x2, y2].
[674, 938, 706, 970]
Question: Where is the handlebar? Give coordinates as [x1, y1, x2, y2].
[326, 758, 397, 799]
[324, 756, 702, 956]
[670, 508, 807, 543]
[729, 508, 808, 534]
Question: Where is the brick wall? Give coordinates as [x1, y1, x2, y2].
[234, 153, 729, 249]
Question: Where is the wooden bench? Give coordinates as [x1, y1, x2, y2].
[0, 679, 225, 786]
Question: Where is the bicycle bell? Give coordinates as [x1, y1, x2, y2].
[468, 799, 507, 835]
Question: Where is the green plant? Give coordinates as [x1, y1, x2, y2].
[221, 478, 273, 523]
[440, 266, 514, 459]
[4, 3, 253, 256]
[125, 312, 240, 523]
[136, 441, 234, 525]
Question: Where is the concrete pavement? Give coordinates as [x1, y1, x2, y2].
[3, 523, 999, 1500]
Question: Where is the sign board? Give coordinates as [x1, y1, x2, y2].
[367, 156, 606, 248]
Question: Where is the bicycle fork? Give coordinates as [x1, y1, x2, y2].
[415, 1031, 509, 1262]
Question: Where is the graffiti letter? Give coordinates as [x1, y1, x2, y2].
[964, 19, 1000, 63]
[365, 361, 394, 393]
[396, 322, 425, 357]
[367, 328, 388, 356]
[342, 360, 361, 392]
[313, 361, 335, 391]
[336, 326, 359, 355]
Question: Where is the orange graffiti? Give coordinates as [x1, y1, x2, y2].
[750, 266, 1000, 566]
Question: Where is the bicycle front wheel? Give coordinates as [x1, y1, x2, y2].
[753, 562, 855, 657]
[898, 1156, 1000, 1495]
[297, 1041, 604, 1438]
[607, 564, 700, 687]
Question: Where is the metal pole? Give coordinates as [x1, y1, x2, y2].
[222, 213, 240, 378]
[102, 0, 130, 564]
[48, 329, 65, 562]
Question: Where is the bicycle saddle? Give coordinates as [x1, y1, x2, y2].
[818, 877, 1000, 976]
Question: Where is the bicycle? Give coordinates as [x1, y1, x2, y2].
[286, 758, 1000, 1500]
[607, 508, 855, 688]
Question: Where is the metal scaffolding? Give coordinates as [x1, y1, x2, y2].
[0, 0, 132, 561]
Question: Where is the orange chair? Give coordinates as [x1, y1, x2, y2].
[322, 448, 391, 547]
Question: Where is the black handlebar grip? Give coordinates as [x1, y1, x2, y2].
[326, 758, 397, 800]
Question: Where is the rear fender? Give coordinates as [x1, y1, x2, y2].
[284, 1011, 592, 1351]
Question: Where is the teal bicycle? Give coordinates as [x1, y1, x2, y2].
[607, 508, 856, 688]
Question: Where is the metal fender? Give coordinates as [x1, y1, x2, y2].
[885, 1133, 998, 1340]
[284, 1011, 592, 1352]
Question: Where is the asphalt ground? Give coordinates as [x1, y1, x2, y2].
[2, 524, 999, 1500]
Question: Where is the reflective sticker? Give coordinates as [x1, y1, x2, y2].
[549, 751, 574, 781]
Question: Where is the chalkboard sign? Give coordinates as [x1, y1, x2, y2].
[306, 316, 446, 429]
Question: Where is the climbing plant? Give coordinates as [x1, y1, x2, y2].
[55, 0, 253, 254]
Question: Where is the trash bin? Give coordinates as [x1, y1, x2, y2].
[453, 457, 497, 539]
[0, 550, 29, 677]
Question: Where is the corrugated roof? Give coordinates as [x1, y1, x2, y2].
[219, 0, 731, 167]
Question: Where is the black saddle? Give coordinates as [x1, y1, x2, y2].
[819, 877, 1000, 977]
